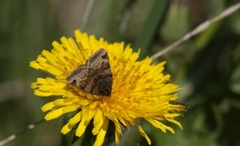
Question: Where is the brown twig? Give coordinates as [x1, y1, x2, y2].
[151, 2, 240, 59]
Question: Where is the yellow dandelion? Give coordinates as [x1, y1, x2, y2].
[30, 29, 186, 146]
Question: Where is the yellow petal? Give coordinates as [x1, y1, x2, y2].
[44, 108, 63, 120]
[41, 102, 55, 112]
[93, 118, 109, 146]
[147, 119, 175, 133]
[61, 123, 71, 134]
[76, 109, 95, 137]
[92, 109, 104, 135]
[137, 125, 151, 145]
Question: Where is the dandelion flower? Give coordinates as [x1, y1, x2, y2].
[30, 29, 186, 146]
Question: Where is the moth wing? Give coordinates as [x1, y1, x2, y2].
[85, 49, 112, 96]
[66, 48, 112, 96]
[86, 48, 109, 69]
[66, 65, 89, 89]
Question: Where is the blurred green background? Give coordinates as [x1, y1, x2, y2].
[1, 0, 240, 146]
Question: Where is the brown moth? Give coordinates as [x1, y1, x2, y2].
[66, 48, 112, 96]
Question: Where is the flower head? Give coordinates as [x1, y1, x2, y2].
[30, 29, 186, 146]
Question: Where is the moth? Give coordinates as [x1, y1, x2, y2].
[66, 48, 112, 96]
